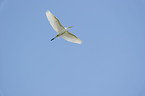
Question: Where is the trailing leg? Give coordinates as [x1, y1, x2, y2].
[50, 32, 65, 41]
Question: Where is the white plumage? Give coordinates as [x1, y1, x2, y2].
[46, 10, 82, 44]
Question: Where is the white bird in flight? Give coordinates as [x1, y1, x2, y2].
[46, 10, 82, 44]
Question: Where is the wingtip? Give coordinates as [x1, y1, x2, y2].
[78, 40, 82, 44]
[76, 39, 82, 44]
[46, 10, 51, 14]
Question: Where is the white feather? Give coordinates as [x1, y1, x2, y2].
[46, 10, 82, 44]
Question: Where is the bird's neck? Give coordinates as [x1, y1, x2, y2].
[65, 27, 70, 30]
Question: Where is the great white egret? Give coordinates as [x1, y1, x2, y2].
[46, 10, 82, 44]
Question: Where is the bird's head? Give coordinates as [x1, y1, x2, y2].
[68, 26, 73, 28]
[66, 26, 73, 30]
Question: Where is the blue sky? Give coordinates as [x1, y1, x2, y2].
[0, 0, 145, 96]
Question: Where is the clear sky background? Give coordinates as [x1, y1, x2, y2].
[0, 0, 145, 96]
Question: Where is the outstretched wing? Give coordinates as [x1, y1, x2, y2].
[61, 31, 82, 44]
[46, 10, 64, 33]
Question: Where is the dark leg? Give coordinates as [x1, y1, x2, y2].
[50, 36, 57, 41]
[50, 32, 65, 41]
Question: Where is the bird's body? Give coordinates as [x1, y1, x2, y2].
[46, 10, 82, 44]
